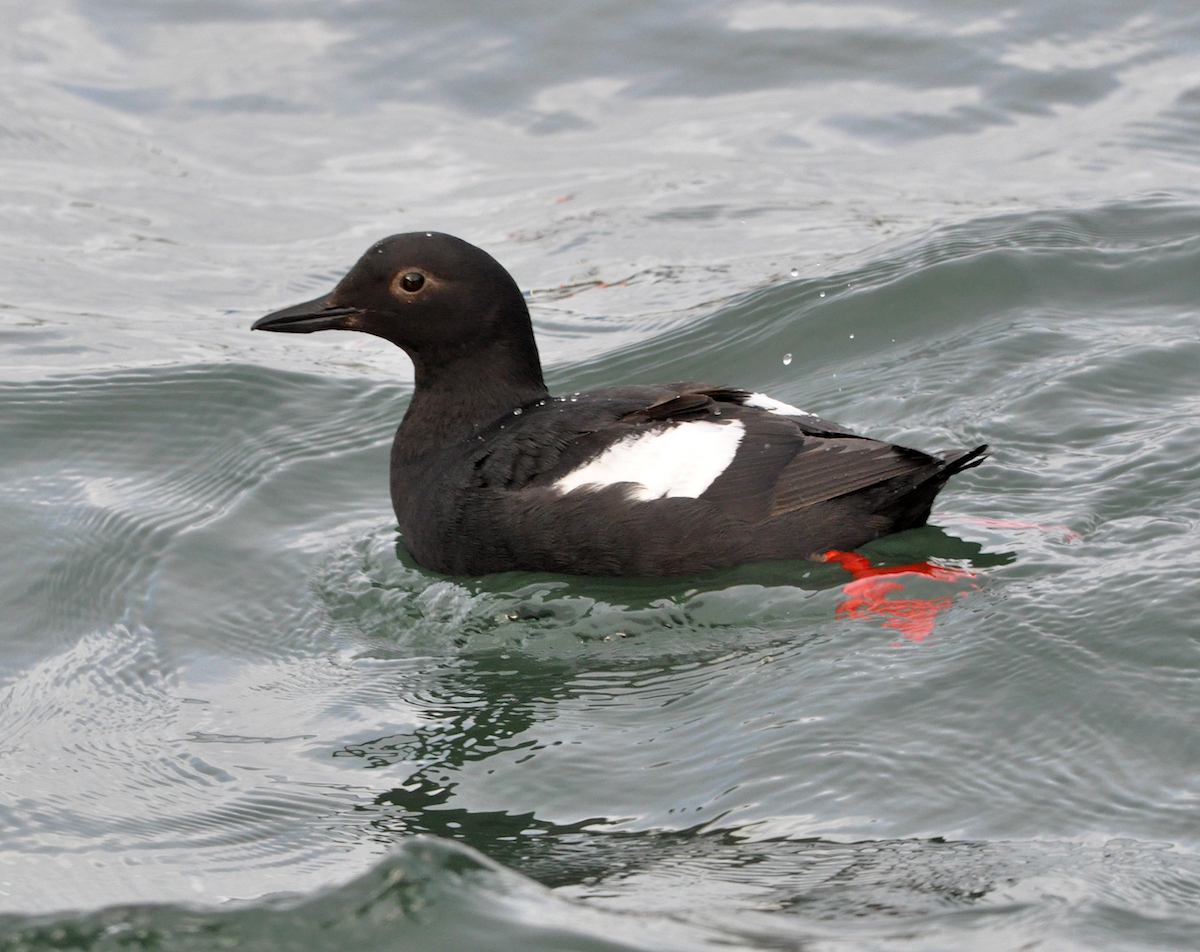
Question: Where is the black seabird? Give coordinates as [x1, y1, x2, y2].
[252, 233, 987, 576]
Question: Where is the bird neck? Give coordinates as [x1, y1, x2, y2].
[393, 334, 548, 464]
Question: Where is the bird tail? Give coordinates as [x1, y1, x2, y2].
[940, 444, 990, 476]
[883, 444, 989, 531]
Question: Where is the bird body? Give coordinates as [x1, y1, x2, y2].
[253, 233, 986, 577]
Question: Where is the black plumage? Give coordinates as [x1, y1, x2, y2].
[252, 232, 987, 576]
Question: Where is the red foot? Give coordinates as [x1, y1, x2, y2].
[933, 514, 1080, 541]
[822, 549, 978, 642]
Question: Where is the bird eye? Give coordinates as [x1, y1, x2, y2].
[400, 272, 425, 292]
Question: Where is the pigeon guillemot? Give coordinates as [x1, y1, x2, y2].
[252, 233, 987, 576]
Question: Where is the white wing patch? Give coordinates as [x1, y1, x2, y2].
[553, 420, 745, 500]
[743, 392, 814, 417]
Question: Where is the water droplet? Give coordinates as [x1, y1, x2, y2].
[849, 334, 855, 339]
[570, 397, 577, 402]
[789, 268, 799, 277]
[782, 353, 792, 366]
[819, 292, 825, 298]
[513, 407, 523, 415]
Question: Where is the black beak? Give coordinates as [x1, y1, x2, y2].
[252, 293, 364, 333]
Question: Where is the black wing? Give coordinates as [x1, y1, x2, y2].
[463, 382, 984, 528]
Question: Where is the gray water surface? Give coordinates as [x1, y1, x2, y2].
[2, 2, 1200, 950]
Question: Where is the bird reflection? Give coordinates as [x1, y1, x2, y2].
[337, 524, 1015, 881]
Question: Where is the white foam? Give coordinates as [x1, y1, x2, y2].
[553, 420, 745, 500]
[743, 393, 814, 416]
